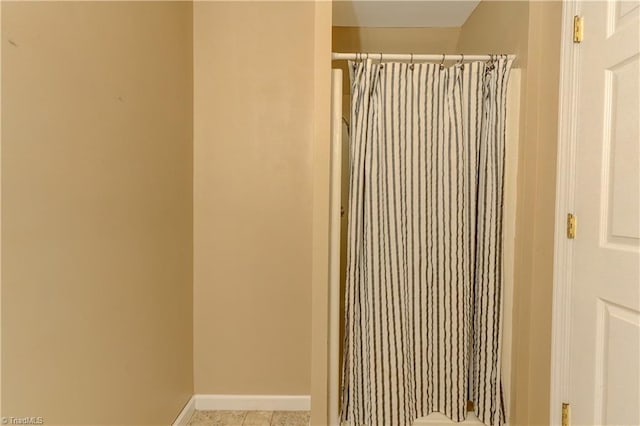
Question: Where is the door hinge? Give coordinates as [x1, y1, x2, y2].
[562, 402, 571, 426]
[573, 15, 584, 43]
[567, 213, 577, 239]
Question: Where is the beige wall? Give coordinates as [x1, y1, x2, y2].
[1, 2, 193, 424]
[193, 2, 314, 395]
[518, 3, 562, 424]
[457, 0, 530, 68]
[332, 26, 460, 53]
[457, 1, 562, 424]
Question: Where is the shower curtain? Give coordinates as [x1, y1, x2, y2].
[340, 57, 513, 426]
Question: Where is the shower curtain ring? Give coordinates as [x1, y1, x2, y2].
[410, 53, 415, 70]
[487, 54, 496, 71]
[439, 53, 445, 70]
[378, 53, 384, 69]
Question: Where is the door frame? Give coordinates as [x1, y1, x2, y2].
[550, 0, 581, 424]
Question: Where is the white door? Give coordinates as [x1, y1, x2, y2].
[566, 1, 640, 425]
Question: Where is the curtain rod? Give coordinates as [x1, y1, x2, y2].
[332, 52, 515, 62]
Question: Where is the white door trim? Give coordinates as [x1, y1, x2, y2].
[550, 0, 581, 424]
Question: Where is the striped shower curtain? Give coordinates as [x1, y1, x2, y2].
[340, 57, 513, 426]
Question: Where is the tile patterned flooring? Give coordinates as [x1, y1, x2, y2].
[187, 410, 310, 426]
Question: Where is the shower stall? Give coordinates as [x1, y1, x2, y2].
[329, 59, 522, 426]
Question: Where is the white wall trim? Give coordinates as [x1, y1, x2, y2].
[550, 1, 581, 425]
[193, 395, 311, 412]
[172, 396, 196, 426]
[501, 68, 522, 426]
[0, 0, 3, 416]
[328, 68, 344, 426]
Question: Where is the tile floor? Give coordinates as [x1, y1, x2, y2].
[187, 410, 310, 426]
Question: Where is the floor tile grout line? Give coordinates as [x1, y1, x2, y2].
[187, 409, 309, 426]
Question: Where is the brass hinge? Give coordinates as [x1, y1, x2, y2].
[567, 213, 577, 239]
[562, 402, 571, 426]
[573, 15, 584, 43]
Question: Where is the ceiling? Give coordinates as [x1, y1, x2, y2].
[332, 0, 481, 28]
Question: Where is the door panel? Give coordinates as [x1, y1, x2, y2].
[593, 300, 640, 425]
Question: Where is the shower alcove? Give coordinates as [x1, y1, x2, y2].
[327, 5, 522, 425]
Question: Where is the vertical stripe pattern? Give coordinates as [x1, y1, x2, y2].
[340, 58, 513, 426]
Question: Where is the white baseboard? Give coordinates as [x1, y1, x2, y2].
[194, 394, 310, 412]
[172, 395, 196, 426]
